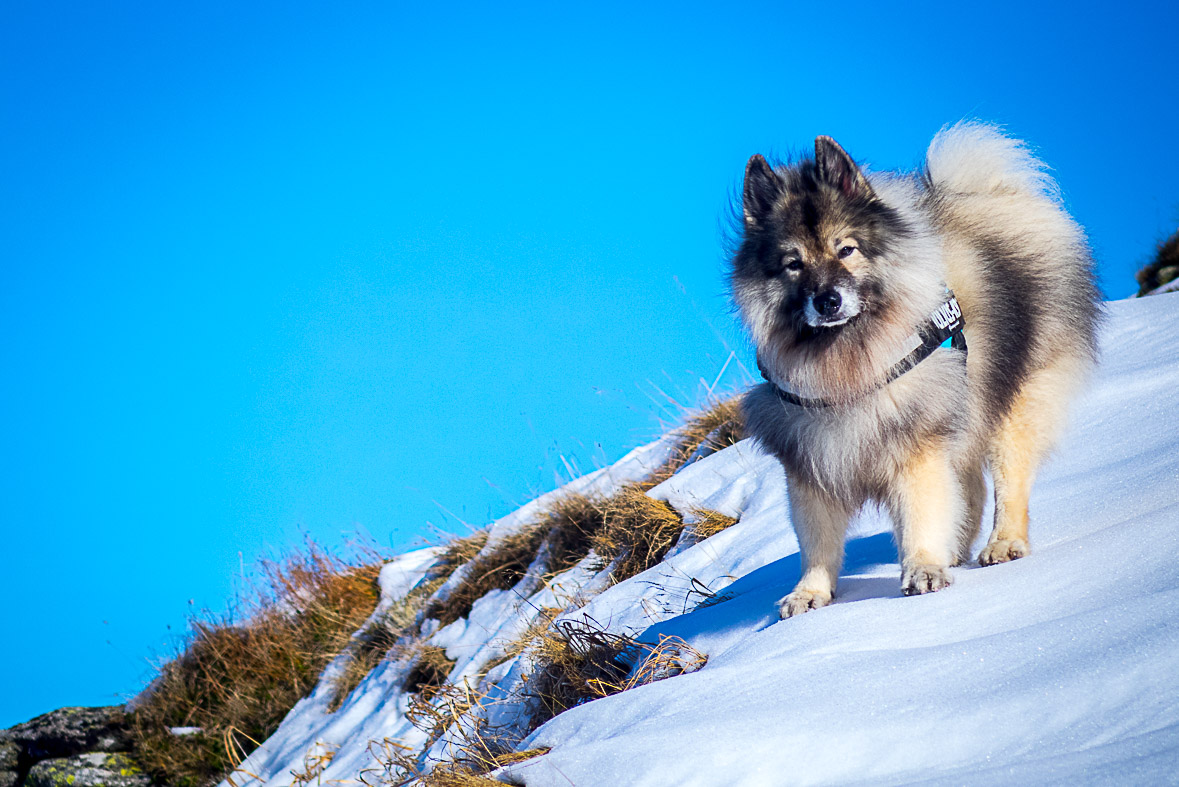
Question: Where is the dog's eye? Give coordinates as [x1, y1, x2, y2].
[837, 245, 856, 259]
[784, 257, 803, 272]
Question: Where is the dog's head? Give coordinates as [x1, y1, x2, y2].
[731, 137, 934, 397]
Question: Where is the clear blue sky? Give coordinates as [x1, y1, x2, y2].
[1, 0, 1176, 727]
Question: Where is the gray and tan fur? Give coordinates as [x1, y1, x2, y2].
[731, 122, 1101, 617]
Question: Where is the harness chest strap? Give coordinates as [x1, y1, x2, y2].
[762, 291, 967, 409]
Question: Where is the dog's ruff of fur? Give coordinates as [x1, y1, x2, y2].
[729, 122, 1101, 617]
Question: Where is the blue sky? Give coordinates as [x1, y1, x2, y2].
[1, 0, 1176, 727]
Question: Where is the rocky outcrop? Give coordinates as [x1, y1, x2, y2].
[0, 708, 152, 787]
[25, 754, 150, 787]
[1, 741, 20, 787]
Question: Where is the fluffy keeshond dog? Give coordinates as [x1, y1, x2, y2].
[731, 122, 1101, 617]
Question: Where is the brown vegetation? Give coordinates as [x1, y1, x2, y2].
[589, 485, 685, 580]
[424, 528, 547, 628]
[331, 531, 489, 711]
[687, 508, 740, 540]
[403, 645, 458, 696]
[525, 618, 706, 732]
[129, 397, 742, 787]
[130, 544, 386, 787]
[654, 395, 746, 482]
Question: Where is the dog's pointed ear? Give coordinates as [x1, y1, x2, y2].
[815, 136, 874, 200]
[743, 154, 780, 227]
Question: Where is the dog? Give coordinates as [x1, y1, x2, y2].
[730, 122, 1101, 617]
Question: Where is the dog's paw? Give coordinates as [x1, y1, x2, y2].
[978, 538, 1030, 566]
[901, 564, 953, 596]
[777, 588, 831, 618]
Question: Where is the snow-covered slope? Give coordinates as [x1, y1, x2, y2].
[225, 293, 1179, 786]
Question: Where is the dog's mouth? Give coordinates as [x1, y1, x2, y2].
[796, 312, 859, 340]
[811, 313, 856, 328]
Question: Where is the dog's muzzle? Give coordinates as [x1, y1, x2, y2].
[805, 287, 861, 327]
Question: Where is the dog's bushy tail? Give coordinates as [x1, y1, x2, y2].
[925, 121, 1060, 202]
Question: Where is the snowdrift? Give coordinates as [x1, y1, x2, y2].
[222, 293, 1179, 786]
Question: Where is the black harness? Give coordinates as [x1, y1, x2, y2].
[760, 291, 967, 409]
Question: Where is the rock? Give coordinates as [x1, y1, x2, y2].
[0, 740, 20, 787]
[0, 741, 19, 770]
[25, 753, 151, 787]
[3, 707, 131, 761]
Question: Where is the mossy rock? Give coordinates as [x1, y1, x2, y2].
[25, 753, 150, 787]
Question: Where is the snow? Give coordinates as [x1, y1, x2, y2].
[221, 293, 1179, 786]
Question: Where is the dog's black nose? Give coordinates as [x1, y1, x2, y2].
[814, 291, 842, 317]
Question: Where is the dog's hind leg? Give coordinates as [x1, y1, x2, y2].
[888, 441, 964, 595]
[979, 358, 1082, 566]
[954, 460, 986, 566]
[778, 480, 854, 618]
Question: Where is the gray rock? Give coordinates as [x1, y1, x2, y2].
[25, 753, 151, 787]
[4, 707, 130, 761]
[0, 741, 19, 771]
[0, 739, 18, 787]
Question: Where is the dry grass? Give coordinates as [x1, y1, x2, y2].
[400, 682, 519, 784]
[438, 531, 492, 573]
[687, 508, 739, 540]
[590, 485, 686, 581]
[130, 543, 386, 787]
[525, 618, 706, 732]
[404, 645, 458, 696]
[130, 399, 740, 787]
[589, 395, 744, 582]
[418, 397, 745, 628]
[425, 528, 548, 628]
[533, 492, 606, 575]
[329, 530, 491, 711]
[655, 396, 745, 482]
[329, 613, 406, 713]
[364, 738, 524, 787]
[288, 742, 339, 787]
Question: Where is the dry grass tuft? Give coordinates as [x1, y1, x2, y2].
[361, 735, 519, 787]
[489, 748, 550, 767]
[656, 396, 745, 482]
[419, 772, 514, 787]
[288, 741, 339, 787]
[439, 531, 491, 572]
[417, 398, 744, 630]
[591, 485, 685, 582]
[404, 645, 457, 696]
[534, 493, 606, 575]
[329, 531, 490, 712]
[405, 681, 486, 748]
[130, 543, 385, 787]
[330, 627, 401, 713]
[525, 618, 706, 732]
[687, 508, 739, 540]
[425, 527, 548, 628]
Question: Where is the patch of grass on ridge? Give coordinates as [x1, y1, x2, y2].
[129, 542, 387, 787]
[128, 396, 744, 787]
[330, 531, 488, 710]
[423, 396, 746, 627]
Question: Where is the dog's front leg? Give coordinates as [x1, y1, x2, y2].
[888, 443, 963, 595]
[778, 479, 853, 618]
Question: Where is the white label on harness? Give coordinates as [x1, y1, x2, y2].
[930, 298, 962, 331]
